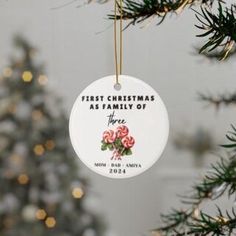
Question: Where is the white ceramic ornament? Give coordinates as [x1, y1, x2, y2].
[69, 75, 169, 178]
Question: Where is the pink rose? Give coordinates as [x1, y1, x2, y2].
[116, 125, 129, 138]
[122, 136, 135, 148]
[103, 130, 116, 143]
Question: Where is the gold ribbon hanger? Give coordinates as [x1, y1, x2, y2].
[114, 0, 123, 88]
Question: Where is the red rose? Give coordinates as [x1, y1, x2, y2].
[103, 130, 116, 143]
[122, 136, 135, 148]
[116, 125, 129, 138]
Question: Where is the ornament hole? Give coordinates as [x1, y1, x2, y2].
[114, 83, 121, 91]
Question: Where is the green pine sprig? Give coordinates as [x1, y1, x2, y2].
[108, 0, 216, 26]
[108, 0, 236, 59]
[188, 207, 236, 235]
[154, 126, 236, 235]
[195, 3, 236, 60]
[200, 92, 236, 108]
[156, 207, 236, 235]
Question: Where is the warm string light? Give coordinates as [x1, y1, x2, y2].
[45, 217, 56, 228]
[33, 144, 45, 156]
[72, 187, 84, 199]
[45, 140, 55, 150]
[17, 174, 29, 185]
[38, 75, 48, 86]
[35, 208, 56, 228]
[21, 71, 48, 85]
[35, 209, 47, 220]
[22, 71, 33, 82]
[33, 140, 56, 156]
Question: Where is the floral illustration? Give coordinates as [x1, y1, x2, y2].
[101, 125, 135, 160]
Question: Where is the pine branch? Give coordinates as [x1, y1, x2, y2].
[156, 207, 236, 235]
[108, 0, 236, 59]
[156, 158, 236, 235]
[154, 126, 236, 235]
[195, 4, 236, 60]
[193, 46, 236, 61]
[156, 208, 193, 235]
[188, 208, 236, 235]
[108, 0, 215, 26]
[191, 158, 236, 202]
[200, 92, 236, 108]
[221, 125, 236, 149]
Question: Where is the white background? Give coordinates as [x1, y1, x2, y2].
[0, 1, 235, 235]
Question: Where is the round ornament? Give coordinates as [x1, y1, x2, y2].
[69, 75, 169, 178]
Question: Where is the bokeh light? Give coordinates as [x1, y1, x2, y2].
[45, 217, 56, 228]
[33, 144, 45, 156]
[72, 187, 84, 199]
[38, 75, 48, 85]
[18, 174, 29, 185]
[36, 209, 47, 220]
[22, 71, 33, 82]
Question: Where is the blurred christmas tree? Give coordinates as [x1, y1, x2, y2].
[0, 36, 104, 236]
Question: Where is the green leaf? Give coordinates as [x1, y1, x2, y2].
[123, 148, 132, 156]
[115, 138, 122, 146]
[126, 149, 132, 155]
[101, 143, 108, 151]
[107, 144, 114, 151]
